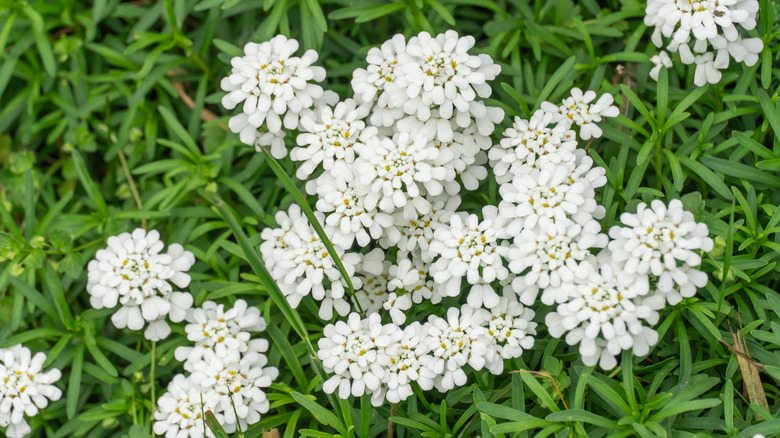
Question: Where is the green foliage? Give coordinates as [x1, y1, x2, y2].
[0, 0, 779, 437]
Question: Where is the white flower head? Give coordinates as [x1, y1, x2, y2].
[221, 35, 326, 140]
[546, 258, 660, 370]
[307, 167, 398, 248]
[608, 199, 713, 306]
[175, 299, 268, 372]
[420, 305, 491, 392]
[188, 350, 278, 433]
[541, 88, 619, 140]
[497, 164, 602, 236]
[292, 99, 378, 179]
[357, 133, 445, 214]
[374, 322, 430, 406]
[318, 313, 400, 400]
[86, 228, 195, 340]
[505, 217, 608, 305]
[429, 207, 509, 302]
[154, 374, 221, 438]
[482, 296, 537, 374]
[352, 33, 408, 126]
[259, 204, 362, 319]
[381, 195, 460, 259]
[0, 345, 62, 438]
[398, 31, 502, 124]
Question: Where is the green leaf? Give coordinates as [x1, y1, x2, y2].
[677, 156, 733, 200]
[546, 409, 618, 429]
[291, 392, 348, 435]
[71, 150, 108, 217]
[535, 56, 575, 109]
[67, 343, 85, 419]
[700, 156, 780, 188]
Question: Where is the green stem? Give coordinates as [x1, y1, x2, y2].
[150, 340, 157, 434]
[118, 148, 147, 229]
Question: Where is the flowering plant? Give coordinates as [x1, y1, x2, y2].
[1, 1, 777, 437]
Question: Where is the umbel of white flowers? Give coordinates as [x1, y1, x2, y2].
[154, 299, 277, 437]
[86, 228, 196, 341]
[0, 345, 62, 438]
[644, 0, 763, 86]
[218, 31, 713, 405]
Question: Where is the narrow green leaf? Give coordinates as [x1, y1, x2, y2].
[291, 392, 348, 435]
[67, 343, 85, 419]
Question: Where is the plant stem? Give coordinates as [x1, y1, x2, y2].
[150, 340, 157, 435]
[118, 148, 147, 229]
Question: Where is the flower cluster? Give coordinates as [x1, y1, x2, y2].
[318, 302, 536, 406]
[0, 345, 62, 438]
[221, 34, 337, 158]
[221, 32, 714, 401]
[260, 204, 362, 319]
[644, 0, 764, 86]
[155, 299, 277, 437]
[86, 228, 196, 341]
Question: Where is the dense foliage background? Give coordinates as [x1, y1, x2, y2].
[1, 0, 780, 437]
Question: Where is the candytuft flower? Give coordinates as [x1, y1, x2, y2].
[86, 228, 195, 341]
[0, 345, 62, 438]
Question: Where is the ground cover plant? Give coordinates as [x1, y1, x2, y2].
[1, 0, 780, 437]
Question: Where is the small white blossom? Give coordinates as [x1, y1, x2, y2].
[358, 133, 446, 214]
[188, 350, 278, 433]
[420, 306, 491, 392]
[318, 313, 398, 399]
[381, 195, 460, 259]
[260, 205, 362, 319]
[608, 199, 713, 305]
[546, 258, 659, 370]
[498, 164, 601, 236]
[541, 88, 619, 140]
[504, 217, 608, 305]
[221, 35, 326, 146]
[307, 167, 398, 248]
[649, 51, 673, 81]
[489, 111, 578, 184]
[373, 322, 429, 406]
[86, 228, 195, 340]
[352, 34, 408, 126]
[292, 99, 377, 179]
[175, 300, 268, 372]
[429, 207, 509, 304]
[398, 31, 502, 126]
[0, 345, 62, 438]
[154, 374, 220, 438]
[482, 297, 537, 373]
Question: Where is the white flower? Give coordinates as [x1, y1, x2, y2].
[497, 164, 601, 236]
[398, 31, 502, 124]
[541, 88, 619, 140]
[694, 50, 732, 86]
[259, 205, 362, 319]
[608, 199, 713, 305]
[546, 258, 659, 370]
[307, 167, 398, 248]
[649, 51, 673, 81]
[292, 99, 377, 179]
[221, 35, 326, 138]
[189, 350, 278, 433]
[86, 228, 195, 340]
[352, 33, 408, 126]
[644, 0, 763, 86]
[0, 345, 62, 438]
[175, 300, 268, 372]
[420, 305, 491, 392]
[318, 313, 399, 399]
[482, 296, 537, 373]
[429, 207, 508, 303]
[504, 217, 608, 305]
[154, 374, 220, 438]
[374, 322, 430, 406]
[489, 110, 578, 184]
[357, 133, 445, 214]
[380, 195, 460, 259]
